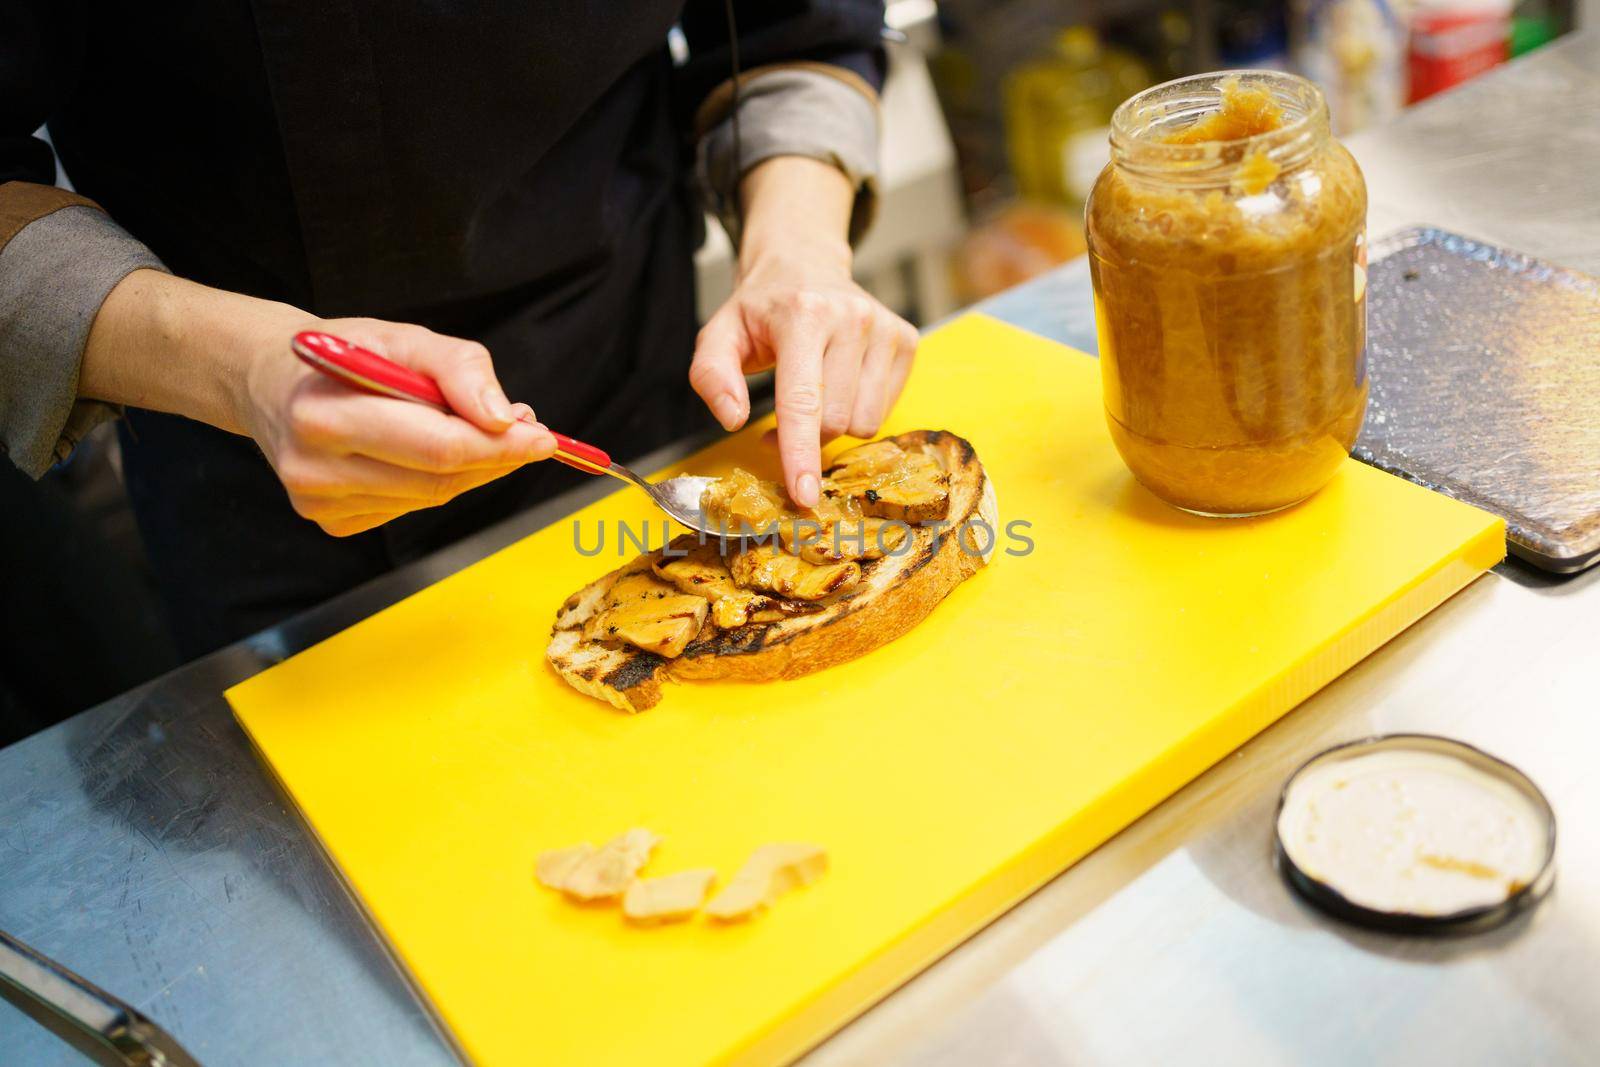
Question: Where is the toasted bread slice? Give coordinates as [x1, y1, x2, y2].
[547, 556, 671, 713]
[547, 430, 995, 712]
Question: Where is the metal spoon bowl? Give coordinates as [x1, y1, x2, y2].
[563, 458, 720, 537]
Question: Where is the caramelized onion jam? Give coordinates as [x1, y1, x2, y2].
[1087, 72, 1368, 516]
[588, 440, 952, 659]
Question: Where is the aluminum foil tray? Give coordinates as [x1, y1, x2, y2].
[1355, 228, 1600, 573]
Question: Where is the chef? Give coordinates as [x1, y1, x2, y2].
[0, 2, 914, 658]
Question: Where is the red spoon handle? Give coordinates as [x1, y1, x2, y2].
[291, 330, 448, 409]
[548, 432, 611, 470]
[290, 330, 612, 471]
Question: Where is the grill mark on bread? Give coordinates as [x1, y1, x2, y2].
[602, 652, 666, 691]
[683, 622, 775, 658]
[883, 533, 941, 585]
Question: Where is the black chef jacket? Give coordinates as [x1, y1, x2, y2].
[10, 1, 886, 656]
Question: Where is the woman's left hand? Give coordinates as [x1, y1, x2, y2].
[688, 158, 919, 509]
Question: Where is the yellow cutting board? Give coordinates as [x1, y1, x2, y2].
[228, 313, 1503, 1066]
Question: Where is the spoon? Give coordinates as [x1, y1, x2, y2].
[290, 331, 720, 535]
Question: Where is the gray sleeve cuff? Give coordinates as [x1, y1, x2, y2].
[0, 205, 168, 477]
[696, 67, 882, 250]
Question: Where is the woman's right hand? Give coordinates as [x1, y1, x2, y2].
[81, 271, 556, 536]
[239, 317, 557, 536]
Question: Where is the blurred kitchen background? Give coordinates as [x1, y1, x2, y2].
[7, 0, 1589, 743]
[697, 0, 1589, 325]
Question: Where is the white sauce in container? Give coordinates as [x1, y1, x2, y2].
[1277, 741, 1551, 917]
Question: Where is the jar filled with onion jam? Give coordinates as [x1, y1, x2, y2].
[1087, 71, 1368, 516]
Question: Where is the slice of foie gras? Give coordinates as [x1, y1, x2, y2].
[622, 868, 719, 924]
[535, 843, 595, 890]
[538, 828, 660, 901]
[704, 843, 828, 921]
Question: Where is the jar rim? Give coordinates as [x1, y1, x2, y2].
[1109, 70, 1330, 182]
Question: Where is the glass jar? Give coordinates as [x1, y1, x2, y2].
[1086, 71, 1368, 516]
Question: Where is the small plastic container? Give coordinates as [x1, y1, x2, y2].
[1408, 0, 1513, 104]
[1087, 71, 1369, 517]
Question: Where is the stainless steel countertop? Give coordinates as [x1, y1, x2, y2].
[5, 34, 1599, 1066]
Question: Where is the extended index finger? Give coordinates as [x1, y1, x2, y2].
[772, 316, 828, 507]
